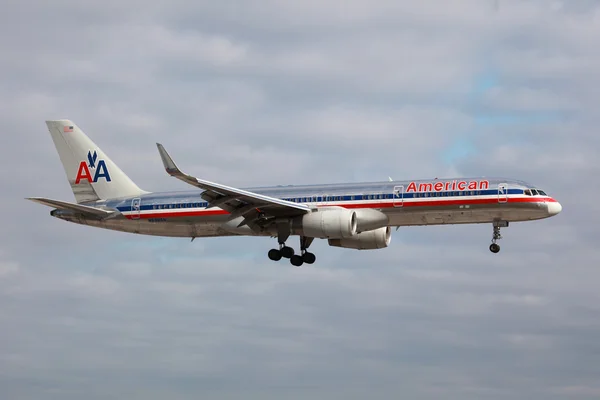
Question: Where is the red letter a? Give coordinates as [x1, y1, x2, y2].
[75, 161, 92, 184]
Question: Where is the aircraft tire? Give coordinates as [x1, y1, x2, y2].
[281, 246, 295, 258]
[489, 243, 500, 253]
[302, 252, 316, 264]
[290, 255, 304, 267]
[268, 249, 282, 261]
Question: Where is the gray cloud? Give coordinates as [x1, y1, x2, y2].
[1, 0, 599, 399]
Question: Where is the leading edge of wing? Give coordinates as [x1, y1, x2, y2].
[155, 143, 311, 213]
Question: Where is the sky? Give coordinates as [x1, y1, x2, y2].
[1, 0, 600, 399]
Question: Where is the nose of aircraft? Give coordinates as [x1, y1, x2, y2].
[547, 200, 562, 216]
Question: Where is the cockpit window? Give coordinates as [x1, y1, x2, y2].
[531, 189, 539, 196]
[524, 189, 532, 196]
[537, 190, 547, 196]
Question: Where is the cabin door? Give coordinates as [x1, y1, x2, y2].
[498, 184, 508, 203]
[131, 198, 141, 219]
[393, 185, 404, 207]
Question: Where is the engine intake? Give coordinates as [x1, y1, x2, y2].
[328, 226, 391, 250]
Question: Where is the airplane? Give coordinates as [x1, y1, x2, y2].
[28, 120, 562, 266]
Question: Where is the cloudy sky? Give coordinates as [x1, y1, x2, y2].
[1, 0, 600, 398]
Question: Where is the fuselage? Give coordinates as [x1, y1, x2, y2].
[51, 177, 562, 238]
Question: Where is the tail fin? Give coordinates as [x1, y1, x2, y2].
[45, 120, 147, 203]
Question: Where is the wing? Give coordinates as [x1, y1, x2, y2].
[156, 144, 310, 228]
[27, 197, 122, 220]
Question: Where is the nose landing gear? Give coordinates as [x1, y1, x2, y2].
[489, 220, 508, 253]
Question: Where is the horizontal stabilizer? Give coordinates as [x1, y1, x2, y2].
[27, 197, 121, 219]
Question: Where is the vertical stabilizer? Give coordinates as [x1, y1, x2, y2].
[45, 120, 147, 203]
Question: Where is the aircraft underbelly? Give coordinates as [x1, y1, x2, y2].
[385, 202, 547, 227]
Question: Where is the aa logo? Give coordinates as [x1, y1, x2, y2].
[75, 150, 111, 184]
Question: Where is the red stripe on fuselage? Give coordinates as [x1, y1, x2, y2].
[124, 196, 556, 220]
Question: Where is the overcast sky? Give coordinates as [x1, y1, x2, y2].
[1, 0, 600, 399]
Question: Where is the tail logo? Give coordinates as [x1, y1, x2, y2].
[75, 150, 111, 184]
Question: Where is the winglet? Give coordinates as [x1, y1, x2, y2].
[156, 143, 181, 175]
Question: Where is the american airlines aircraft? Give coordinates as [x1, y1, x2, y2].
[29, 120, 562, 266]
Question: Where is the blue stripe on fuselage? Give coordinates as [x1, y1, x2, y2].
[113, 188, 524, 213]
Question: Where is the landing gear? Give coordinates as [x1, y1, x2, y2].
[268, 244, 294, 261]
[300, 236, 316, 265]
[267, 235, 316, 266]
[489, 220, 508, 254]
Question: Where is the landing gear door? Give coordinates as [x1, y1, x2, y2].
[393, 185, 404, 207]
[131, 198, 141, 219]
[498, 184, 508, 203]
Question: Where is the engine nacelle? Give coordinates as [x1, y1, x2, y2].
[328, 226, 391, 250]
[295, 208, 357, 239]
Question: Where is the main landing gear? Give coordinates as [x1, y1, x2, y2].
[489, 220, 508, 253]
[268, 236, 316, 267]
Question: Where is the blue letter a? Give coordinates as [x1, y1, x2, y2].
[93, 160, 111, 182]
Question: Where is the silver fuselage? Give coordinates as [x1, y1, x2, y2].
[51, 177, 562, 238]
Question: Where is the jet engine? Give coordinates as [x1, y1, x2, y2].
[328, 226, 391, 250]
[294, 208, 357, 239]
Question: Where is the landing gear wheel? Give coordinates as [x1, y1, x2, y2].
[280, 246, 295, 259]
[268, 249, 282, 261]
[290, 255, 304, 267]
[489, 221, 507, 254]
[302, 252, 316, 264]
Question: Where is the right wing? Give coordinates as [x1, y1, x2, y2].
[156, 144, 311, 227]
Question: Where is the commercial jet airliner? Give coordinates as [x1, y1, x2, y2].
[28, 120, 562, 266]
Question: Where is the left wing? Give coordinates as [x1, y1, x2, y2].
[156, 144, 311, 227]
[27, 197, 122, 220]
